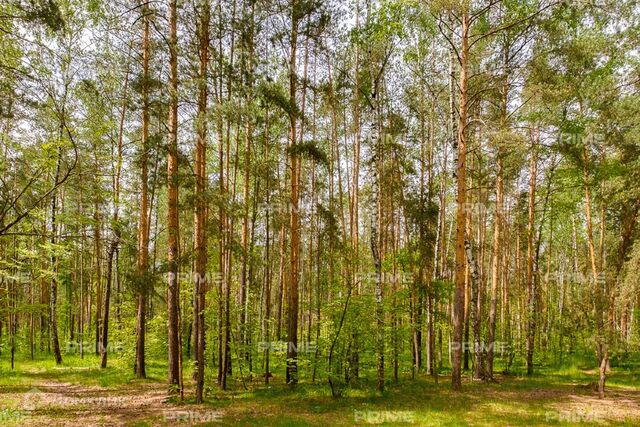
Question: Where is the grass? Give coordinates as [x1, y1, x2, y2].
[0, 352, 166, 388]
[1, 352, 639, 425]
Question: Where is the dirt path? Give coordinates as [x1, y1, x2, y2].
[2, 373, 639, 426]
[546, 390, 640, 424]
[479, 378, 640, 425]
[8, 380, 222, 426]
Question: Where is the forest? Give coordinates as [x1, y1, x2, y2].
[1, 0, 640, 425]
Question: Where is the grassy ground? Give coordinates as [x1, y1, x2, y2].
[0, 353, 639, 426]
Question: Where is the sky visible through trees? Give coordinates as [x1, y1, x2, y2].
[1, 0, 640, 425]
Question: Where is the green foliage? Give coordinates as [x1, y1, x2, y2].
[0, 0, 639, 419]
[257, 80, 300, 117]
[16, 0, 65, 31]
[286, 141, 329, 166]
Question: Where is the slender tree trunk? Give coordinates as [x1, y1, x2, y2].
[276, 224, 286, 341]
[135, 0, 151, 380]
[487, 40, 509, 378]
[166, 0, 181, 393]
[219, 0, 237, 390]
[582, 152, 606, 398]
[100, 242, 116, 368]
[348, 0, 361, 384]
[526, 131, 538, 376]
[466, 232, 482, 379]
[93, 194, 102, 356]
[286, 1, 300, 385]
[101, 46, 129, 368]
[371, 122, 384, 393]
[50, 136, 63, 365]
[264, 107, 272, 384]
[193, 0, 209, 403]
[452, 9, 469, 391]
[368, 72, 385, 392]
[487, 154, 502, 379]
[239, 0, 255, 373]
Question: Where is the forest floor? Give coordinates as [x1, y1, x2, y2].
[0, 354, 639, 426]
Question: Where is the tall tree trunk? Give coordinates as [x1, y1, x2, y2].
[525, 131, 538, 376]
[487, 46, 508, 377]
[101, 47, 129, 368]
[263, 107, 272, 384]
[93, 193, 102, 355]
[193, 0, 209, 403]
[487, 154, 502, 379]
[135, 0, 151, 380]
[502, 204, 512, 367]
[348, 0, 361, 384]
[239, 0, 255, 373]
[218, 0, 237, 391]
[286, 0, 300, 386]
[100, 242, 116, 368]
[452, 9, 469, 391]
[466, 233, 482, 380]
[79, 201, 85, 360]
[582, 151, 606, 398]
[50, 135, 63, 365]
[370, 115, 384, 393]
[167, 0, 181, 393]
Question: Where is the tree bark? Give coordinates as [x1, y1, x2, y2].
[193, 0, 209, 403]
[466, 234, 482, 380]
[286, 0, 300, 386]
[525, 130, 538, 376]
[370, 120, 384, 393]
[167, 0, 181, 393]
[50, 136, 63, 365]
[452, 9, 469, 391]
[135, 0, 151, 380]
[100, 242, 117, 368]
[582, 151, 606, 398]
